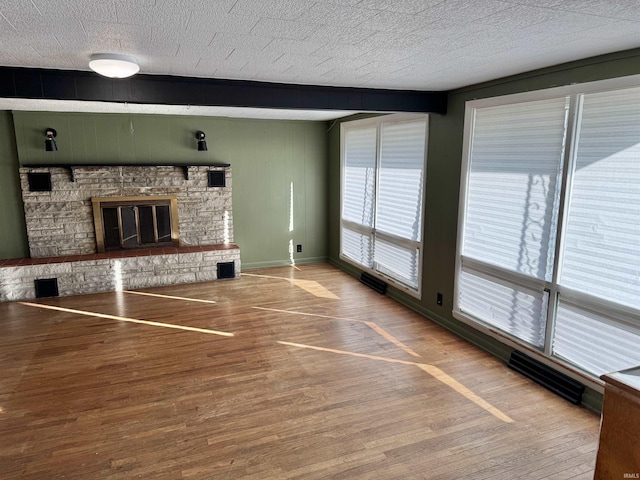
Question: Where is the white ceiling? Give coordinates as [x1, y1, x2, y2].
[0, 0, 639, 117]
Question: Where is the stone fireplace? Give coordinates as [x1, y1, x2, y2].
[0, 164, 240, 302]
[19, 164, 233, 257]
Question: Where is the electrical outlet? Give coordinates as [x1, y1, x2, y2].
[296, 244, 302, 253]
[436, 292, 443, 306]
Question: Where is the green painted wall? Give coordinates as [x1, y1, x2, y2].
[0, 111, 28, 259]
[328, 48, 640, 413]
[8, 112, 328, 267]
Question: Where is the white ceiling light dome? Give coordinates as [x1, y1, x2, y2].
[89, 53, 140, 79]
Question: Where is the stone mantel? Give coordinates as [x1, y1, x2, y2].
[22, 162, 231, 182]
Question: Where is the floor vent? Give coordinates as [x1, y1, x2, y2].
[360, 272, 387, 294]
[508, 350, 585, 405]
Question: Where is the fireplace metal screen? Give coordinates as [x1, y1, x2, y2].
[92, 196, 179, 252]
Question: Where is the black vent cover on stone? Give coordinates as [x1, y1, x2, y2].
[508, 350, 585, 405]
[34, 278, 59, 298]
[208, 170, 226, 188]
[28, 172, 52, 192]
[360, 272, 387, 294]
[217, 261, 235, 279]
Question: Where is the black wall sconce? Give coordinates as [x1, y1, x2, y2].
[195, 131, 208, 151]
[45, 128, 58, 151]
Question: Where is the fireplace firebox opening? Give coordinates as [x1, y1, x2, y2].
[92, 196, 179, 252]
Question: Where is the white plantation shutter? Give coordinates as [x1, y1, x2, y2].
[340, 115, 427, 295]
[462, 98, 568, 280]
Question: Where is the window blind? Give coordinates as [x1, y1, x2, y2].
[458, 267, 548, 347]
[559, 87, 640, 310]
[374, 236, 419, 289]
[457, 81, 640, 380]
[463, 98, 568, 281]
[553, 299, 640, 376]
[340, 115, 427, 295]
[341, 226, 373, 268]
[342, 127, 377, 228]
[377, 120, 426, 242]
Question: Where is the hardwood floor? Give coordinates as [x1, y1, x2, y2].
[0, 263, 600, 479]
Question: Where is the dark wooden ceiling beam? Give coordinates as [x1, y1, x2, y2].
[0, 66, 447, 114]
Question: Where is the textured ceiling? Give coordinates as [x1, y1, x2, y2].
[0, 0, 638, 92]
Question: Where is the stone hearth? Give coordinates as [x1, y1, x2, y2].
[0, 244, 240, 302]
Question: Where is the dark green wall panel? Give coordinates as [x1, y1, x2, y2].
[7, 112, 328, 266]
[0, 112, 28, 259]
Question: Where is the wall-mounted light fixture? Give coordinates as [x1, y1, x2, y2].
[196, 131, 208, 151]
[89, 53, 140, 79]
[45, 128, 58, 151]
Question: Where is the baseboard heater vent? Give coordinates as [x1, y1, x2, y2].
[508, 350, 585, 405]
[360, 272, 387, 294]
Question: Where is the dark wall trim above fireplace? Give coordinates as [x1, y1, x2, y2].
[22, 163, 231, 182]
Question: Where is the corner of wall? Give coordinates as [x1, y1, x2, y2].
[0, 111, 28, 259]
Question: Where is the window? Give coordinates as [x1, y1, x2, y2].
[456, 78, 640, 380]
[340, 114, 428, 296]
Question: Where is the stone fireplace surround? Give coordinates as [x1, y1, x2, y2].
[0, 164, 240, 302]
[21, 164, 232, 258]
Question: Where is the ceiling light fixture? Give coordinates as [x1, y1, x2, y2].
[89, 53, 140, 79]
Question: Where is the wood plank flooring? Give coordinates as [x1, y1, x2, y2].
[0, 263, 600, 479]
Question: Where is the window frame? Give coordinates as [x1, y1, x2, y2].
[340, 113, 429, 298]
[454, 74, 640, 389]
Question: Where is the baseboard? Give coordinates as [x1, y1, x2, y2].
[242, 256, 328, 270]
